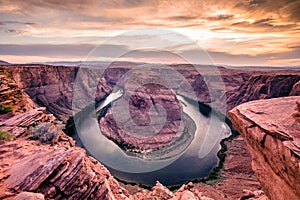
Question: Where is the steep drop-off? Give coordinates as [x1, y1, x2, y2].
[6, 65, 77, 121]
[229, 97, 300, 200]
[226, 74, 300, 111]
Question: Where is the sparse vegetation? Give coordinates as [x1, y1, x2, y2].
[31, 122, 58, 145]
[0, 104, 12, 114]
[64, 116, 75, 136]
[0, 130, 14, 141]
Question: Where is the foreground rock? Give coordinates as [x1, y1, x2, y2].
[6, 148, 118, 199]
[0, 107, 55, 137]
[0, 137, 221, 200]
[14, 192, 45, 200]
[229, 96, 300, 200]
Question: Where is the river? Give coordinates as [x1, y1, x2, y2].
[74, 90, 231, 186]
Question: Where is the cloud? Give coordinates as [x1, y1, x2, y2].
[0, 0, 299, 65]
[230, 18, 297, 33]
[0, 20, 37, 26]
[207, 14, 234, 21]
[168, 15, 199, 21]
[0, 44, 129, 58]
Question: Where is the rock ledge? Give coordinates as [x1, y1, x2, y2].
[229, 96, 300, 200]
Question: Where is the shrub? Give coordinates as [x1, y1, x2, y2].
[0, 130, 14, 141]
[0, 104, 12, 114]
[63, 116, 74, 136]
[31, 122, 58, 144]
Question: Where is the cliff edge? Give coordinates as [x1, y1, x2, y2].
[229, 96, 300, 200]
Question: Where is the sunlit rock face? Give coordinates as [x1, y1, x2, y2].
[229, 97, 300, 200]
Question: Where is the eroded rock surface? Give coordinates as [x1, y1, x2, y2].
[0, 67, 36, 117]
[229, 96, 300, 200]
[226, 74, 300, 111]
[100, 83, 185, 153]
[14, 192, 45, 200]
[6, 149, 115, 199]
[1, 64, 299, 200]
[7, 65, 77, 122]
[0, 107, 56, 138]
[3, 64, 300, 121]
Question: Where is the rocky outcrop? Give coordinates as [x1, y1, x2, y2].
[6, 148, 118, 199]
[130, 181, 216, 200]
[0, 107, 55, 137]
[290, 80, 300, 96]
[0, 64, 268, 200]
[14, 192, 45, 200]
[0, 69, 129, 200]
[0, 67, 37, 116]
[229, 96, 300, 200]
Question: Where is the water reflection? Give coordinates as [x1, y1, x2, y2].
[75, 91, 231, 185]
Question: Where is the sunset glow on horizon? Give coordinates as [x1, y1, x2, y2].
[0, 0, 300, 66]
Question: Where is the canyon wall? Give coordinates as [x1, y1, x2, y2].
[226, 74, 300, 111]
[229, 97, 300, 200]
[4, 65, 300, 122]
[7, 65, 77, 122]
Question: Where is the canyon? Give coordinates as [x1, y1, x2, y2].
[0, 63, 299, 199]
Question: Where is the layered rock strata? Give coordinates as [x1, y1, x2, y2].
[229, 96, 300, 200]
[2, 64, 300, 121]
[0, 67, 36, 116]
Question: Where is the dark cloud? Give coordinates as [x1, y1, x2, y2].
[288, 45, 300, 49]
[168, 15, 199, 21]
[207, 14, 234, 21]
[98, 0, 153, 8]
[0, 44, 130, 58]
[234, 0, 300, 21]
[0, 21, 37, 26]
[5, 29, 29, 34]
[253, 18, 273, 24]
[231, 19, 297, 32]
[248, 0, 267, 6]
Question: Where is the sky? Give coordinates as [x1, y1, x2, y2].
[0, 0, 300, 66]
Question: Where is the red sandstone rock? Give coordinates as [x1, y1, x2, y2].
[0, 67, 37, 116]
[229, 96, 300, 200]
[226, 74, 300, 111]
[0, 107, 54, 137]
[4, 146, 126, 200]
[14, 192, 45, 200]
[290, 80, 300, 95]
